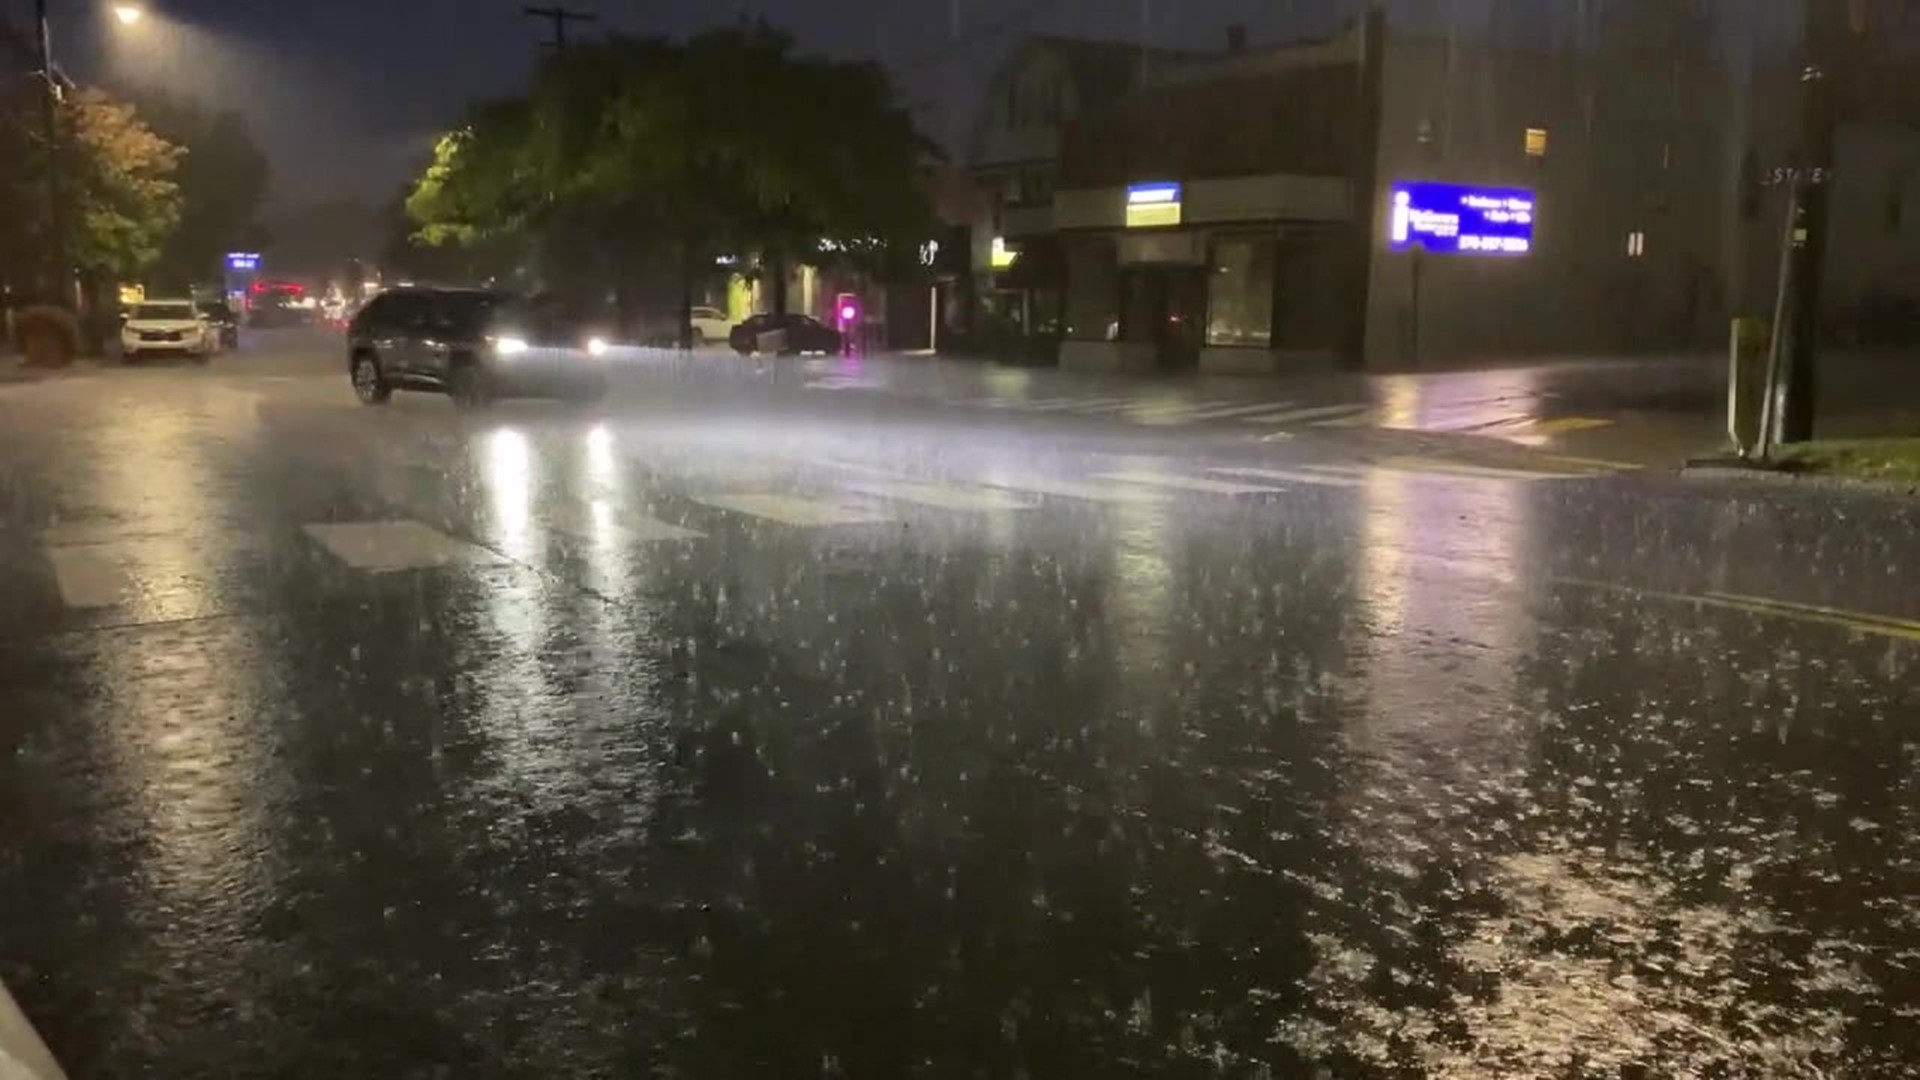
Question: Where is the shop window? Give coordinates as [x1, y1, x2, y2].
[1064, 239, 1118, 340]
[1525, 126, 1548, 157]
[1205, 236, 1276, 347]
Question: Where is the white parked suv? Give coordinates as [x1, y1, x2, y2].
[121, 299, 218, 362]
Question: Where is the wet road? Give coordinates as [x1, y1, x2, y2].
[3, 332, 1920, 1077]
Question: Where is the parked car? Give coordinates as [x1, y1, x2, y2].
[121, 299, 218, 362]
[200, 299, 241, 348]
[346, 286, 610, 407]
[638, 305, 736, 347]
[689, 306, 733, 344]
[728, 312, 842, 356]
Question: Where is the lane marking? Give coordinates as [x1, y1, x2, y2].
[1556, 578, 1920, 643]
[1541, 454, 1642, 472]
[1005, 396, 1113, 412]
[43, 545, 127, 608]
[551, 501, 705, 544]
[1208, 466, 1365, 487]
[303, 520, 509, 573]
[1374, 455, 1588, 481]
[846, 480, 1035, 512]
[1094, 469, 1286, 495]
[1240, 403, 1371, 425]
[692, 493, 887, 528]
[975, 476, 1170, 504]
[1061, 398, 1149, 415]
[1181, 400, 1301, 422]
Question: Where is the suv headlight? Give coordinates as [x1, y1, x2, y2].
[492, 336, 529, 356]
[586, 336, 608, 357]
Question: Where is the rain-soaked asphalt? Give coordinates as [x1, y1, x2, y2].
[3, 331, 1920, 1077]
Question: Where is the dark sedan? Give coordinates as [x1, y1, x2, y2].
[728, 313, 842, 356]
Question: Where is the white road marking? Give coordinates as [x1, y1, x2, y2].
[1094, 469, 1287, 495]
[1373, 455, 1587, 480]
[976, 476, 1171, 504]
[1060, 398, 1148, 414]
[1181, 400, 1301, 421]
[692, 493, 887, 527]
[846, 481, 1035, 512]
[1310, 408, 1380, 428]
[43, 545, 128, 608]
[1208, 466, 1366, 487]
[1238, 403, 1372, 425]
[1000, 396, 1104, 412]
[550, 502, 705, 543]
[303, 520, 509, 573]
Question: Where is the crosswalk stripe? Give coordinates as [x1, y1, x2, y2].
[42, 545, 127, 608]
[1180, 400, 1300, 421]
[1238, 403, 1371, 425]
[1094, 469, 1287, 495]
[304, 520, 509, 573]
[1005, 396, 1106, 412]
[1310, 408, 1379, 428]
[1060, 399, 1146, 414]
[847, 480, 1035, 512]
[975, 476, 1170, 504]
[1208, 466, 1365, 487]
[692, 493, 887, 527]
[551, 501, 705, 543]
[1373, 455, 1586, 480]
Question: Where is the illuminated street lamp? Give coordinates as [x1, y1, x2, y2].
[32, 0, 150, 312]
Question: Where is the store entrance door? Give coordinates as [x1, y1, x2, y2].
[1119, 266, 1206, 370]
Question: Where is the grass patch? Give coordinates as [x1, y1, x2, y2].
[1775, 438, 1920, 484]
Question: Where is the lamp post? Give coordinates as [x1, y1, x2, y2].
[31, 1, 146, 308]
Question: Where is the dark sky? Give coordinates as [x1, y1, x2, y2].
[21, 0, 1786, 210]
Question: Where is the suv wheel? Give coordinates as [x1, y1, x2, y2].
[352, 353, 392, 404]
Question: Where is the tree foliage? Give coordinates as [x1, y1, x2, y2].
[406, 27, 937, 309]
[65, 88, 183, 282]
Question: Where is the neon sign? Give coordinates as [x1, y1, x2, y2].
[1388, 182, 1534, 255]
[1126, 181, 1182, 228]
[225, 252, 261, 272]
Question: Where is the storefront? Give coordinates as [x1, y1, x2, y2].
[1056, 175, 1355, 373]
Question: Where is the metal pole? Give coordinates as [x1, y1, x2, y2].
[35, 0, 70, 309]
[1757, 179, 1801, 460]
[1778, 0, 1841, 443]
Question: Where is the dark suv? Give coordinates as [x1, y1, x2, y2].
[347, 287, 611, 407]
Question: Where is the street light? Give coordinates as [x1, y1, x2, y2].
[32, 0, 147, 311]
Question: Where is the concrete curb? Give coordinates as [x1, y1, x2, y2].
[1681, 461, 1920, 497]
[0, 977, 65, 1080]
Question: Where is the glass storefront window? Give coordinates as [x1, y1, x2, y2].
[1064, 239, 1118, 340]
[1206, 236, 1276, 347]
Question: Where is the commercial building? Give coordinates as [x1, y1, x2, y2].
[1046, 9, 1754, 373]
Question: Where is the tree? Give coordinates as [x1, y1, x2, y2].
[124, 90, 270, 289]
[64, 88, 182, 285]
[406, 28, 938, 339]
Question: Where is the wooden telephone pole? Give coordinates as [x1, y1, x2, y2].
[522, 5, 597, 50]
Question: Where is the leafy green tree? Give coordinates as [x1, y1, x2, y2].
[406, 28, 937, 338]
[65, 87, 182, 284]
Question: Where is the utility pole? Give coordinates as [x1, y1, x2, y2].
[522, 5, 597, 50]
[33, 0, 69, 309]
[1775, 0, 1845, 444]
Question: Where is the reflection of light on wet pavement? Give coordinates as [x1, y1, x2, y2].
[485, 427, 533, 559]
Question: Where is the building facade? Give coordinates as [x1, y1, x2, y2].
[1046, 8, 1759, 374]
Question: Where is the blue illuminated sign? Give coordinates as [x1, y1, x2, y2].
[226, 252, 261, 272]
[1126, 181, 1182, 228]
[1388, 182, 1534, 255]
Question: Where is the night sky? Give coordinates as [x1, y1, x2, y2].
[20, 0, 1788, 209]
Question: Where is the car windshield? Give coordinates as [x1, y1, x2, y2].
[131, 303, 194, 320]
